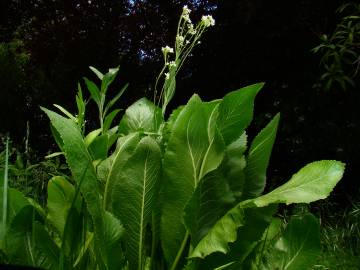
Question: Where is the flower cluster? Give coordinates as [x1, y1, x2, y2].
[201, 15, 215, 27]
[155, 5, 216, 112]
[161, 46, 174, 54]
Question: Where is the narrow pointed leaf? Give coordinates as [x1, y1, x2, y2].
[90, 66, 104, 80]
[243, 113, 280, 199]
[101, 67, 119, 94]
[53, 104, 77, 121]
[84, 77, 101, 105]
[41, 107, 107, 270]
[103, 109, 121, 132]
[217, 83, 263, 145]
[104, 83, 128, 116]
[112, 136, 162, 270]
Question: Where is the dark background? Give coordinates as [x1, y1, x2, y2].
[0, 0, 359, 203]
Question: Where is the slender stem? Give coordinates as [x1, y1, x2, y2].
[169, 231, 190, 270]
[1, 138, 9, 248]
[149, 213, 156, 270]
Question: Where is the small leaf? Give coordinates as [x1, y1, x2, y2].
[53, 104, 77, 121]
[45, 152, 64, 159]
[104, 83, 128, 116]
[103, 109, 121, 132]
[84, 77, 101, 105]
[90, 66, 104, 80]
[101, 67, 119, 94]
[84, 129, 102, 146]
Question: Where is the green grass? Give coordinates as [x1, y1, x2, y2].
[314, 200, 360, 269]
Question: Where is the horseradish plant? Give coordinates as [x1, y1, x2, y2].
[0, 6, 344, 270]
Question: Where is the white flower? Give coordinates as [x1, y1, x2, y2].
[176, 35, 185, 45]
[165, 72, 170, 80]
[169, 61, 177, 68]
[161, 46, 174, 54]
[182, 14, 191, 24]
[186, 40, 190, 44]
[188, 24, 196, 35]
[183, 5, 191, 15]
[201, 15, 215, 27]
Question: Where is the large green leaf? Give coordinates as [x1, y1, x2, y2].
[102, 133, 140, 210]
[0, 187, 29, 227]
[184, 170, 235, 246]
[189, 204, 245, 259]
[259, 214, 320, 270]
[245, 160, 345, 208]
[118, 98, 163, 135]
[160, 96, 225, 264]
[217, 83, 263, 145]
[243, 113, 280, 199]
[190, 160, 344, 259]
[112, 136, 162, 270]
[42, 107, 107, 270]
[47, 176, 78, 236]
[33, 221, 60, 270]
[88, 134, 109, 161]
[103, 211, 126, 270]
[5, 205, 43, 267]
[197, 206, 277, 270]
[222, 132, 248, 201]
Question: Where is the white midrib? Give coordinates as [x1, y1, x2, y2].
[26, 232, 35, 265]
[138, 151, 149, 270]
[187, 121, 198, 187]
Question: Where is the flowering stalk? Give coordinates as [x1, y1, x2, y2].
[154, 5, 215, 116]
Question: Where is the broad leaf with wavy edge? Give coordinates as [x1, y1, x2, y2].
[160, 95, 225, 264]
[42, 107, 107, 270]
[243, 113, 280, 199]
[190, 160, 344, 259]
[118, 98, 163, 135]
[112, 136, 162, 270]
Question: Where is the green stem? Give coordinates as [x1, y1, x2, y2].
[169, 231, 190, 270]
[0, 138, 9, 248]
